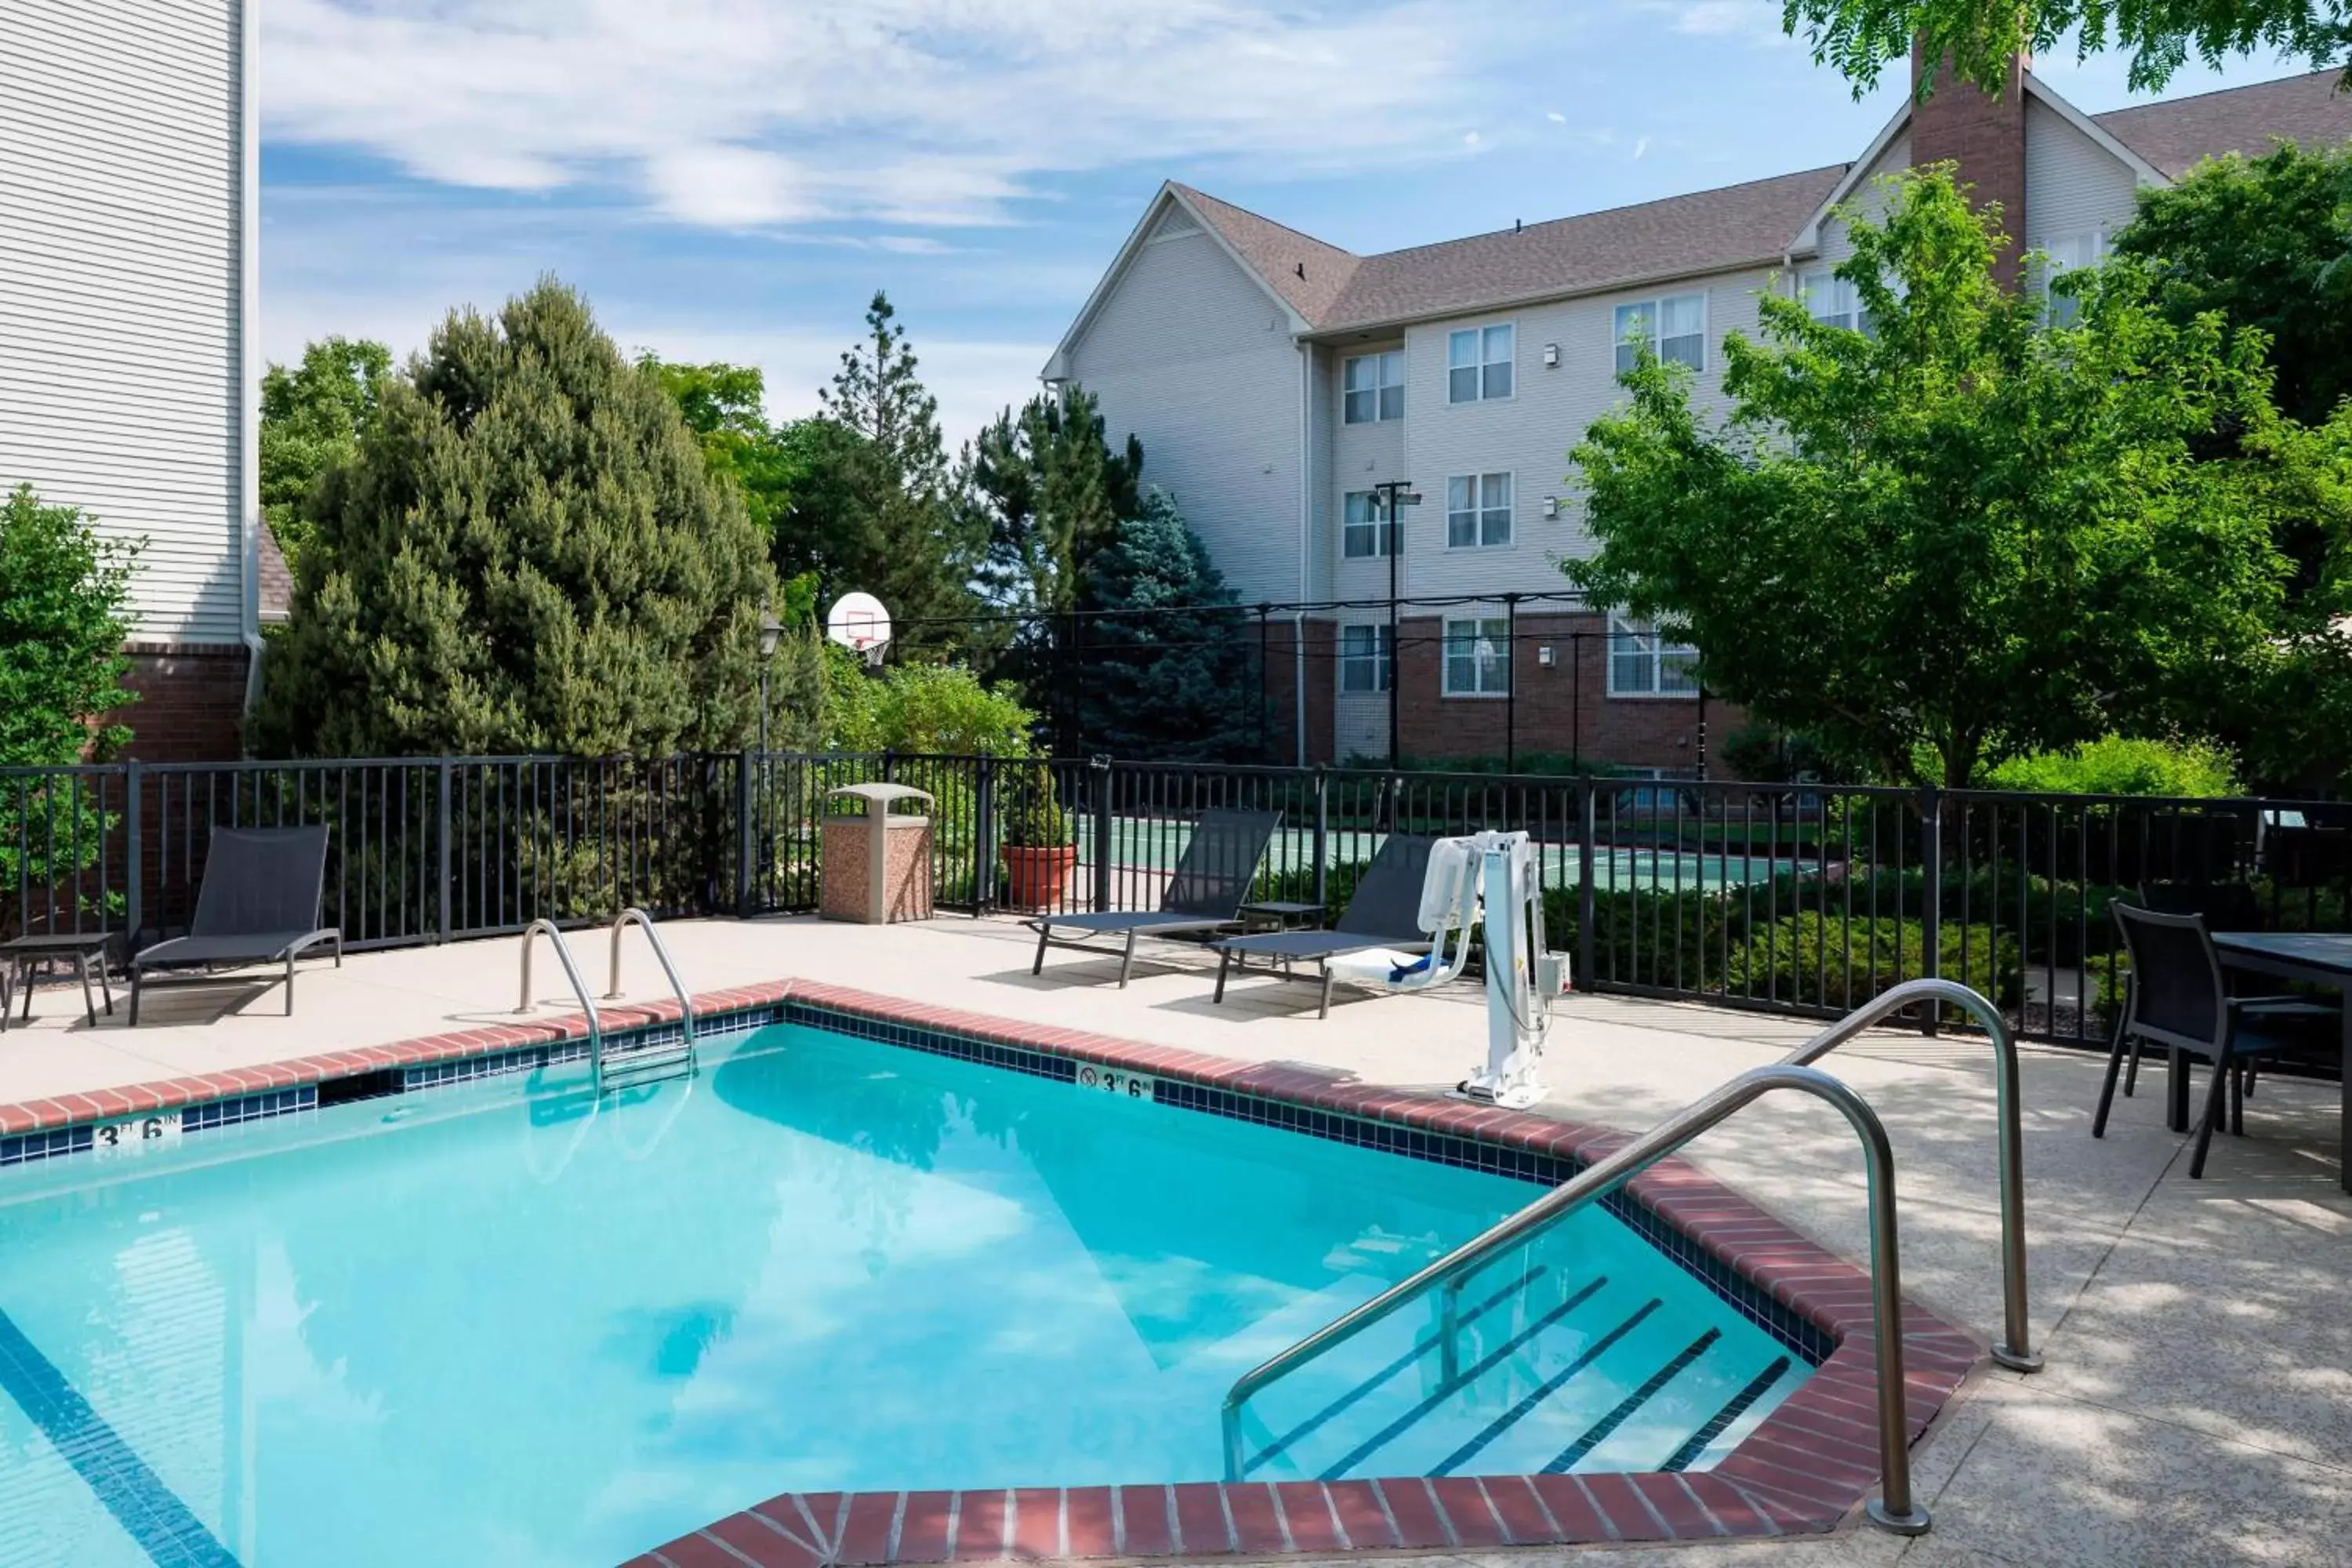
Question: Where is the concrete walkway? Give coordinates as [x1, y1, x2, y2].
[2, 914, 2348, 1566]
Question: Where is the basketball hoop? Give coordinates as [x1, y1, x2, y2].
[826, 592, 893, 670]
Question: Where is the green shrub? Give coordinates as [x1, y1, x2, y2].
[825, 650, 1037, 757]
[1978, 735, 2241, 797]
[1726, 911, 2019, 1010]
[1002, 771, 1073, 847]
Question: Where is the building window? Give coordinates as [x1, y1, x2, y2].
[1445, 473, 1512, 548]
[1443, 617, 1511, 696]
[1608, 613, 1700, 696]
[1800, 270, 1872, 336]
[1340, 624, 1392, 693]
[2042, 233, 2106, 326]
[1343, 350, 1404, 423]
[1613, 292, 1706, 374]
[1447, 323, 1514, 403]
[1342, 491, 1395, 558]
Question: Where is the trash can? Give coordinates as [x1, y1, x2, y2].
[820, 783, 935, 924]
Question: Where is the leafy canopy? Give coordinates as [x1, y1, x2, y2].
[1568, 169, 2295, 789]
[0, 485, 138, 765]
[1780, 0, 2352, 95]
[259, 336, 391, 569]
[255, 278, 782, 758]
[640, 357, 804, 539]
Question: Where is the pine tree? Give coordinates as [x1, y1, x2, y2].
[967, 385, 1143, 617]
[1072, 492, 1254, 760]
[254, 278, 784, 757]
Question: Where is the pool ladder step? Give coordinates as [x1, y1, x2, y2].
[517, 909, 699, 1096]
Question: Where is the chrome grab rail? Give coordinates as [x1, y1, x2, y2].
[517, 919, 604, 1087]
[604, 906, 697, 1050]
[1219, 1063, 1933, 1536]
[1778, 977, 2040, 1373]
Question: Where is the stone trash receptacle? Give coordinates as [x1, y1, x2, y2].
[820, 783, 935, 924]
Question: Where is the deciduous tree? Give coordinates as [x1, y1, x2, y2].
[0, 485, 137, 765]
[1568, 169, 2296, 790]
[260, 336, 390, 569]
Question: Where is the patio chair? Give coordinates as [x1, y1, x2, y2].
[129, 826, 343, 1024]
[1208, 834, 1437, 1018]
[1025, 808, 1279, 987]
[2095, 903, 2319, 1178]
[2113, 881, 2339, 1102]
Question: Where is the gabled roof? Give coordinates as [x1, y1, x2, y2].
[1169, 183, 1359, 323]
[2094, 67, 2350, 177]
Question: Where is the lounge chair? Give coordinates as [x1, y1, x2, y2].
[129, 826, 343, 1024]
[1025, 808, 1279, 986]
[1210, 835, 1437, 1018]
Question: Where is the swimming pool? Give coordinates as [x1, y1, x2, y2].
[0, 1011, 1820, 1566]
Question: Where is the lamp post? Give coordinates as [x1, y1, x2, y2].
[757, 599, 784, 755]
[1372, 480, 1421, 769]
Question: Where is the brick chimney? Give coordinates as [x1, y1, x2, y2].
[1909, 41, 2029, 288]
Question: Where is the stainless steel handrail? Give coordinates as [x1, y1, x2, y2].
[1778, 977, 2039, 1373]
[604, 906, 697, 1050]
[1219, 1063, 1933, 1536]
[517, 918, 604, 1088]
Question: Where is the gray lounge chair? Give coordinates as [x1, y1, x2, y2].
[129, 826, 343, 1024]
[1210, 835, 1437, 1018]
[1025, 808, 1280, 986]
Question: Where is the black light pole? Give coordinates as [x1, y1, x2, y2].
[1372, 480, 1421, 769]
[757, 600, 784, 754]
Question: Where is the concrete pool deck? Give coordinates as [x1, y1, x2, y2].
[2, 913, 2349, 1567]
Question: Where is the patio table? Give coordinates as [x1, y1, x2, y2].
[2210, 932, 2352, 1192]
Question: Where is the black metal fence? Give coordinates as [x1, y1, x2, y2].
[6, 753, 2346, 1047]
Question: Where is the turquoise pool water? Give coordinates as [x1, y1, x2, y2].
[0, 1023, 1807, 1566]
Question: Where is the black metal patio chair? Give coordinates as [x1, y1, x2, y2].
[1208, 834, 1437, 1018]
[1025, 808, 1279, 987]
[2096, 902, 2320, 1178]
[129, 826, 343, 1024]
[2112, 881, 2340, 1102]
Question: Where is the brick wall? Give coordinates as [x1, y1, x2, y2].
[106, 641, 250, 762]
[1258, 617, 1338, 764]
[1911, 43, 2029, 288]
[1395, 613, 1740, 771]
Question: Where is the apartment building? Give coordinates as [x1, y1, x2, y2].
[2, 0, 272, 761]
[1044, 55, 2352, 768]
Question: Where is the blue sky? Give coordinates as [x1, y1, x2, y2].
[261, 1, 2312, 448]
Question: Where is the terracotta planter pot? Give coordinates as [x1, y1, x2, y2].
[1000, 843, 1079, 911]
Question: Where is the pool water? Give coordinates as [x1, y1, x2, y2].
[0, 1023, 1807, 1566]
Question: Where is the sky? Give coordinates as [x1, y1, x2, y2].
[260, 1, 2317, 449]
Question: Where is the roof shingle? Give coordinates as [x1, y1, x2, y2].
[2094, 67, 2351, 178]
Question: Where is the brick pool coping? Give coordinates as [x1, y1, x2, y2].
[0, 978, 1985, 1564]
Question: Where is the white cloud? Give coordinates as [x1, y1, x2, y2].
[265, 0, 1501, 230]
[1666, 1, 1785, 41]
[1545, 110, 1567, 123]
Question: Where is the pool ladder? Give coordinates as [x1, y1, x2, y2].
[517, 909, 698, 1096]
[1221, 979, 2042, 1537]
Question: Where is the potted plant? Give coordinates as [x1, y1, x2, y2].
[1000, 774, 1077, 909]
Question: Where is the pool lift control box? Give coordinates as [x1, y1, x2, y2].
[1363, 830, 1563, 1109]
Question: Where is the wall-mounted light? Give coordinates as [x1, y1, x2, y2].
[1541, 495, 1559, 518]
[1537, 645, 1555, 668]
[1542, 343, 1560, 367]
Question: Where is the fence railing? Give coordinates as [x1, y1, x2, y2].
[6, 753, 2345, 1047]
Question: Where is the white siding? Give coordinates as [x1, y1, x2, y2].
[0, 0, 250, 644]
[1325, 339, 1406, 760]
[1062, 222, 1305, 604]
[2024, 96, 2143, 256]
[1813, 133, 1911, 269]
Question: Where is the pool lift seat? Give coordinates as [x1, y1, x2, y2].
[517, 909, 698, 1097]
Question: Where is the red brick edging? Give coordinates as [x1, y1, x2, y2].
[0, 978, 1984, 1564]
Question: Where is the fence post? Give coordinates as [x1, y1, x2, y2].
[1577, 775, 1599, 992]
[735, 750, 757, 916]
[975, 755, 997, 913]
[123, 760, 143, 951]
[1311, 764, 1330, 907]
[1091, 754, 1113, 913]
[435, 757, 453, 943]
[1919, 783, 1943, 1036]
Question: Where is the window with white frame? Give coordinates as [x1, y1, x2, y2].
[1443, 617, 1511, 696]
[1613, 293, 1706, 374]
[2041, 233, 2106, 326]
[1607, 613, 1700, 696]
[1445, 473, 1512, 548]
[1343, 350, 1404, 423]
[1340, 624, 1392, 693]
[1341, 491, 1395, 558]
[1800, 270, 1873, 336]
[1447, 324, 1514, 403]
